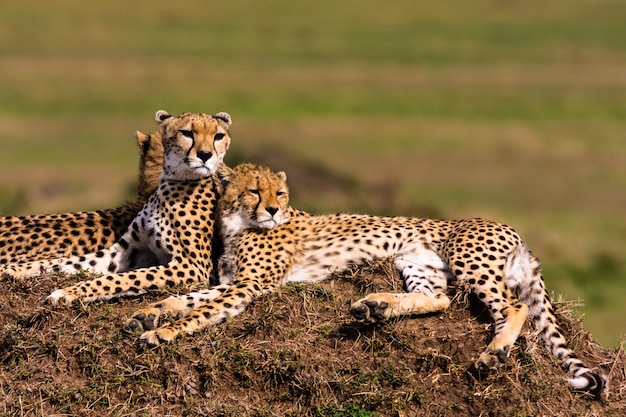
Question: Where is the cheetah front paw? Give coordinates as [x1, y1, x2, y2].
[2, 262, 49, 280]
[350, 295, 392, 322]
[140, 327, 179, 347]
[2, 267, 15, 280]
[2, 265, 29, 280]
[126, 307, 163, 332]
[46, 288, 77, 306]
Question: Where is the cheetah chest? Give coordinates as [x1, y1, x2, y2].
[141, 179, 218, 261]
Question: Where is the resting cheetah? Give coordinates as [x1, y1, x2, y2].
[2, 110, 232, 306]
[0, 130, 164, 265]
[128, 163, 607, 398]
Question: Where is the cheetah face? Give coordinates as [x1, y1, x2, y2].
[155, 110, 232, 181]
[219, 163, 290, 234]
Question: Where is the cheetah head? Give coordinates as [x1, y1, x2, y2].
[155, 110, 232, 181]
[219, 163, 290, 235]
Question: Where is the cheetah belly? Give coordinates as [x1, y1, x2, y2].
[283, 243, 394, 283]
[285, 263, 328, 283]
[126, 206, 172, 270]
[144, 219, 173, 266]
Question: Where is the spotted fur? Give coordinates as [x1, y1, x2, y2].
[0, 130, 164, 265]
[128, 163, 607, 398]
[2, 110, 232, 306]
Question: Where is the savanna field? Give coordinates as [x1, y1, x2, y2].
[0, 1, 625, 415]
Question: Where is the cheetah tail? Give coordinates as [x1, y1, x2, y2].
[505, 244, 608, 398]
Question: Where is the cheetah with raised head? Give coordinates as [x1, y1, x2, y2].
[0, 130, 164, 265]
[127, 163, 607, 398]
[2, 110, 232, 306]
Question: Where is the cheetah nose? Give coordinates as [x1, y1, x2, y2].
[197, 150, 212, 163]
[266, 206, 279, 216]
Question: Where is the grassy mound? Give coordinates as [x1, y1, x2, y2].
[1, 260, 624, 416]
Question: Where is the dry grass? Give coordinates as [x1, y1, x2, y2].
[1, 260, 624, 416]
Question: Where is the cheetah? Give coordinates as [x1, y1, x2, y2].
[2, 110, 232, 306]
[127, 163, 607, 398]
[0, 130, 164, 265]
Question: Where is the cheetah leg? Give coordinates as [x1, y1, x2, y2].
[126, 284, 230, 332]
[475, 293, 529, 371]
[1, 239, 148, 280]
[505, 245, 608, 397]
[350, 253, 453, 321]
[3, 244, 120, 280]
[351, 292, 451, 321]
[46, 258, 210, 305]
[140, 278, 275, 346]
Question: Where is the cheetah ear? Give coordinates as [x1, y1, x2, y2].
[134, 130, 151, 155]
[155, 110, 172, 124]
[215, 164, 235, 194]
[134, 130, 149, 147]
[213, 112, 232, 127]
[277, 171, 287, 182]
[217, 164, 235, 180]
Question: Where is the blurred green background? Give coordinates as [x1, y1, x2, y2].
[0, 0, 624, 347]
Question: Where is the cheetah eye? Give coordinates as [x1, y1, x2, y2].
[276, 191, 286, 197]
[180, 129, 194, 139]
[214, 133, 225, 141]
[248, 189, 260, 195]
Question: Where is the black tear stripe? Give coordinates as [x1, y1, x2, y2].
[252, 193, 262, 220]
[186, 137, 195, 160]
[184, 121, 197, 159]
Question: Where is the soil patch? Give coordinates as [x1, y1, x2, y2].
[1, 260, 624, 416]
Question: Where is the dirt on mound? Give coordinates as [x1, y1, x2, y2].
[0, 260, 624, 416]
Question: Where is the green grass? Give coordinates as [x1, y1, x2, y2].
[0, 0, 625, 346]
